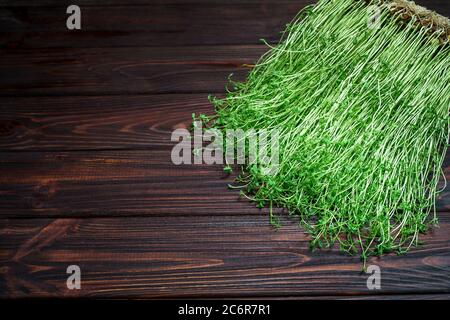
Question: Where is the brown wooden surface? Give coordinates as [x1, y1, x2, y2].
[0, 0, 449, 299]
[1, 213, 449, 298]
[0, 95, 213, 150]
[0, 46, 265, 95]
[0, 2, 314, 49]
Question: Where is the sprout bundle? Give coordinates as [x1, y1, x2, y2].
[206, 0, 449, 260]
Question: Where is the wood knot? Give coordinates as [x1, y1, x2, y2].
[31, 183, 57, 209]
[0, 120, 22, 136]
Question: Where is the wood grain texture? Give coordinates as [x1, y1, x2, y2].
[0, 149, 448, 217]
[0, 213, 449, 298]
[0, 150, 257, 217]
[0, 94, 214, 151]
[0, 2, 314, 49]
[0, 0, 447, 51]
[0, 46, 264, 96]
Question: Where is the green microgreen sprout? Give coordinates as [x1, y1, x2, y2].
[205, 0, 449, 262]
[223, 165, 233, 174]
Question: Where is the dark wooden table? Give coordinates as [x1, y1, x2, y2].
[0, 0, 449, 299]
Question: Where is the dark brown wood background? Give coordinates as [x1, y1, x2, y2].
[0, 0, 449, 299]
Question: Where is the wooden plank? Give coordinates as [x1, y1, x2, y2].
[0, 1, 447, 50]
[0, 94, 213, 151]
[0, 0, 306, 6]
[0, 0, 446, 15]
[0, 150, 448, 217]
[249, 294, 450, 300]
[0, 213, 449, 298]
[0, 46, 264, 95]
[0, 150, 257, 217]
[0, 2, 313, 49]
